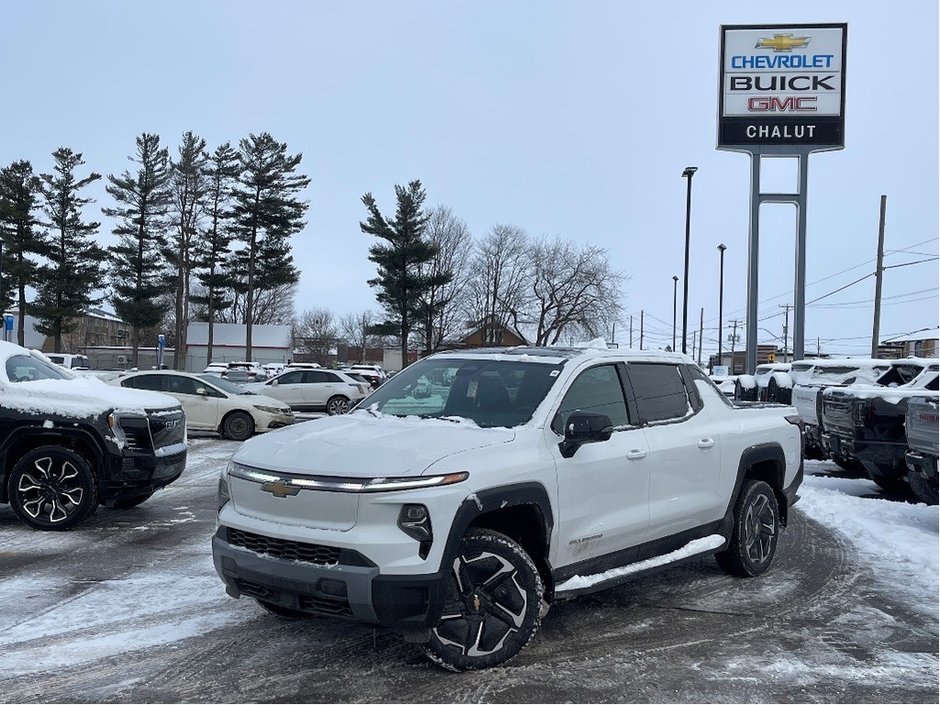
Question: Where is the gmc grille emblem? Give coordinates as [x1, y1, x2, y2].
[261, 480, 300, 498]
[164, 419, 181, 430]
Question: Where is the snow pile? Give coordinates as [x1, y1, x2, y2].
[738, 375, 756, 389]
[771, 371, 793, 388]
[798, 470, 939, 611]
[571, 337, 609, 350]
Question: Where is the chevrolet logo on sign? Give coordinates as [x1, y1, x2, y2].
[755, 33, 811, 52]
[261, 480, 300, 498]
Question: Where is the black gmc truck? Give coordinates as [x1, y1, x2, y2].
[821, 360, 938, 494]
[0, 342, 187, 530]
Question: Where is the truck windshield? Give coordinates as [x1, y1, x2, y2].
[357, 358, 562, 427]
[5, 354, 69, 383]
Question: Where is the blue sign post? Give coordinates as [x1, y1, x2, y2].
[4, 314, 13, 343]
[157, 334, 166, 369]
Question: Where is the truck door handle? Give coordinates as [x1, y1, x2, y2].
[698, 438, 715, 449]
[626, 449, 647, 460]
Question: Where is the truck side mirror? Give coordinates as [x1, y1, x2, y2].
[559, 411, 613, 458]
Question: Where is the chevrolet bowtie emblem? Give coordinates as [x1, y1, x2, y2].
[755, 33, 811, 52]
[261, 480, 300, 498]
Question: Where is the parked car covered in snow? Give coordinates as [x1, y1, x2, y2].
[212, 345, 802, 670]
[0, 341, 187, 530]
[905, 395, 939, 504]
[735, 363, 791, 403]
[821, 360, 939, 493]
[111, 371, 294, 441]
[790, 358, 893, 459]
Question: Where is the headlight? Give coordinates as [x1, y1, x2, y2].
[398, 504, 432, 559]
[253, 405, 284, 414]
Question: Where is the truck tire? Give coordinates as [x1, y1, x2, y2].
[716, 479, 780, 577]
[7, 446, 99, 531]
[908, 470, 939, 505]
[862, 461, 906, 494]
[423, 529, 543, 671]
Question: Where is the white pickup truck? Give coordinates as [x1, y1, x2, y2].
[212, 346, 803, 670]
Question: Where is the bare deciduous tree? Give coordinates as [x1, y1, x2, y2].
[339, 310, 379, 361]
[295, 307, 337, 364]
[415, 206, 473, 352]
[526, 238, 624, 346]
[466, 224, 531, 345]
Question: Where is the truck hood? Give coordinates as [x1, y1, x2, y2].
[2, 377, 179, 418]
[234, 412, 516, 477]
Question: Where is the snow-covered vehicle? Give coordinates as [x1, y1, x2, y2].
[735, 363, 792, 403]
[0, 341, 187, 530]
[790, 359, 893, 459]
[212, 345, 803, 670]
[905, 395, 939, 504]
[821, 360, 939, 492]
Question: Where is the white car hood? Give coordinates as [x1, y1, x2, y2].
[234, 413, 515, 477]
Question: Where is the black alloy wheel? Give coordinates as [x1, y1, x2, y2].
[423, 529, 543, 671]
[716, 479, 780, 577]
[8, 446, 98, 531]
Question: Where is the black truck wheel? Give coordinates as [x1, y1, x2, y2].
[222, 411, 255, 441]
[908, 470, 939, 505]
[7, 446, 98, 531]
[716, 479, 780, 577]
[423, 529, 543, 671]
[862, 461, 907, 493]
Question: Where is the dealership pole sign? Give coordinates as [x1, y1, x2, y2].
[719, 23, 847, 150]
[717, 23, 846, 374]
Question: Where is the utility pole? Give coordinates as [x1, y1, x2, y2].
[611, 321, 616, 346]
[729, 319, 740, 374]
[640, 310, 645, 351]
[817, 336, 821, 356]
[871, 195, 887, 358]
[692, 330, 697, 361]
[779, 304, 792, 362]
[698, 307, 704, 367]
[629, 315, 633, 348]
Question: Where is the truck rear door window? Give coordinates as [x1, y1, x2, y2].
[627, 363, 691, 423]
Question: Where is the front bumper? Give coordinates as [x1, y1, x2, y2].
[102, 446, 187, 500]
[255, 410, 296, 431]
[212, 527, 447, 633]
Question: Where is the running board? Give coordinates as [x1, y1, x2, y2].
[554, 534, 727, 598]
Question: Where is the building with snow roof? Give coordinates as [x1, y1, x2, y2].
[880, 329, 938, 358]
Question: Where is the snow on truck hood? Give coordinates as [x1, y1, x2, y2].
[234, 412, 516, 477]
[1, 377, 180, 418]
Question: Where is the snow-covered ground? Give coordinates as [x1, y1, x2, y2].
[799, 460, 939, 615]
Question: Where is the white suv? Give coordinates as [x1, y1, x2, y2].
[212, 346, 803, 670]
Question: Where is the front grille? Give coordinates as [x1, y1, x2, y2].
[823, 396, 854, 435]
[299, 594, 353, 616]
[228, 528, 341, 565]
[119, 422, 152, 452]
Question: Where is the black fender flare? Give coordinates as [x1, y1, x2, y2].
[725, 442, 788, 524]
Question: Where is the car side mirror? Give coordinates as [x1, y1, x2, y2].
[196, 387, 208, 396]
[270, 379, 278, 386]
[559, 411, 613, 459]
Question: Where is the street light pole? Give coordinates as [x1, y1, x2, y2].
[717, 243, 726, 370]
[672, 275, 678, 352]
[681, 166, 698, 354]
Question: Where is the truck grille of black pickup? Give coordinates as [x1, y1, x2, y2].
[228, 528, 341, 566]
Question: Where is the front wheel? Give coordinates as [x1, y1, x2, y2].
[863, 461, 906, 493]
[326, 395, 350, 415]
[422, 529, 543, 671]
[222, 411, 255, 441]
[908, 469, 939, 505]
[716, 479, 780, 577]
[7, 446, 99, 531]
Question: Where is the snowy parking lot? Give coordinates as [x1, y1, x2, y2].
[0, 435, 936, 703]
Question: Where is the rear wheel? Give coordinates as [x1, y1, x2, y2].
[423, 529, 543, 671]
[908, 470, 939, 505]
[7, 446, 98, 531]
[222, 411, 255, 441]
[326, 395, 350, 415]
[716, 479, 780, 577]
[863, 461, 907, 493]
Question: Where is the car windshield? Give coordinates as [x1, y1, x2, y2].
[5, 353, 70, 383]
[356, 357, 562, 428]
[199, 374, 248, 395]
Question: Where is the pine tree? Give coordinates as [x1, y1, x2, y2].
[192, 142, 240, 364]
[232, 133, 309, 361]
[164, 131, 208, 369]
[360, 180, 447, 368]
[0, 160, 43, 345]
[34, 149, 106, 353]
[103, 133, 172, 368]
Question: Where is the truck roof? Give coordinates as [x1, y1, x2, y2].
[429, 345, 693, 366]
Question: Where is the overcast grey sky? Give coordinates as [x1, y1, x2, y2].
[1, 0, 936, 358]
